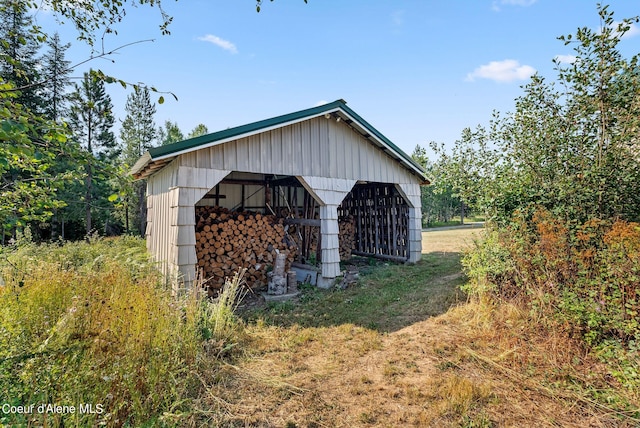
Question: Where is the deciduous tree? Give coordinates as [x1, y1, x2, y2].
[440, 5, 640, 224]
[158, 120, 184, 146]
[188, 123, 208, 139]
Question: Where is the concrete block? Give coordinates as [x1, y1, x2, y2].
[316, 276, 335, 289]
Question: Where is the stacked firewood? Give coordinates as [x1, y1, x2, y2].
[195, 206, 296, 290]
[287, 215, 356, 262]
[338, 215, 356, 260]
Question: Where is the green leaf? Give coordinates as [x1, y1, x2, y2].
[158, 95, 164, 104]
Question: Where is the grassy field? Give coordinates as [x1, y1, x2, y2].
[3, 229, 637, 427]
[200, 226, 639, 427]
[243, 228, 481, 332]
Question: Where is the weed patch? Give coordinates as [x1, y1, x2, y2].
[462, 209, 640, 408]
[0, 237, 246, 427]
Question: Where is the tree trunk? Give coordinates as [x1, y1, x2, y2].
[137, 180, 147, 236]
[125, 198, 129, 234]
[85, 162, 92, 235]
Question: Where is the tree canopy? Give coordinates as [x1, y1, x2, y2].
[0, 0, 173, 236]
[432, 5, 640, 225]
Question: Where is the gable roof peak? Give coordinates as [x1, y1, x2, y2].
[131, 99, 427, 182]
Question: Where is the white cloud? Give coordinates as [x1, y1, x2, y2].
[554, 54, 577, 64]
[391, 10, 405, 26]
[501, 0, 537, 5]
[197, 34, 238, 54]
[492, 0, 537, 12]
[612, 21, 640, 39]
[313, 100, 328, 107]
[466, 59, 536, 83]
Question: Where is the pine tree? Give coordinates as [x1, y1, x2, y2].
[119, 85, 157, 234]
[40, 32, 72, 123]
[0, 0, 42, 113]
[68, 70, 116, 234]
[120, 86, 157, 164]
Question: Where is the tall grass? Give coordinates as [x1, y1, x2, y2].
[0, 236, 246, 427]
[462, 208, 640, 396]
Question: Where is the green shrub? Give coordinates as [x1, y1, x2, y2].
[461, 229, 515, 298]
[463, 208, 640, 390]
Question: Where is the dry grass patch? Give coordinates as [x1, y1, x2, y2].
[204, 293, 638, 427]
[422, 227, 483, 254]
[200, 226, 638, 427]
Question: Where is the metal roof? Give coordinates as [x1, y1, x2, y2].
[131, 99, 428, 182]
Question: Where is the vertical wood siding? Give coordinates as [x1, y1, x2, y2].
[178, 117, 418, 185]
[146, 160, 179, 279]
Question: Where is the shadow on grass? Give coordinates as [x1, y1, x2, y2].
[240, 252, 467, 333]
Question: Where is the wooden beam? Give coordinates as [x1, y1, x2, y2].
[283, 218, 321, 227]
[352, 251, 408, 263]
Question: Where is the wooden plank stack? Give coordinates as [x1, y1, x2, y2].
[195, 206, 296, 291]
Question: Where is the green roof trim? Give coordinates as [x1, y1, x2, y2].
[337, 101, 425, 173]
[134, 99, 427, 180]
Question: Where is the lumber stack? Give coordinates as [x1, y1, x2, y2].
[195, 206, 296, 290]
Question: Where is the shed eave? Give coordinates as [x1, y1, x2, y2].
[130, 151, 152, 179]
[334, 108, 428, 180]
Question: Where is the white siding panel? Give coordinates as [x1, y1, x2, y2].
[223, 142, 236, 170]
[319, 120, 330, 176]
[323, 234, 339, 249]
[199, 149, 211, 169]
[301, 123, 312, 175]
[176, 207, 195, 227]
[380, 153, 390, 183]
[396, 183, 421, 208]
[248, 134, 261, 172]
[176, 224, 196, 245]
[312, 120, 323, 176]
[145, 162, 180, 279]
[171, 117, 421, 184]
[269, 129, 282, 174]
[235, 138, 250, 171]
[177, 244, 197, 265]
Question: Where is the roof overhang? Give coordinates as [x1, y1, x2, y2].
[131, 99, 429, 184]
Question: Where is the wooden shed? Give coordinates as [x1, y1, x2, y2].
[131, 99, 428, 292]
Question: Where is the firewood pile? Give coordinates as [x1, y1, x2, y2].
[195, 206, 296, 290]
[287, 215, 356, 261]
[338, 215, 356, 260]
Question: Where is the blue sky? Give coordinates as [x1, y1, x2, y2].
[36, 0, 640, 159]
